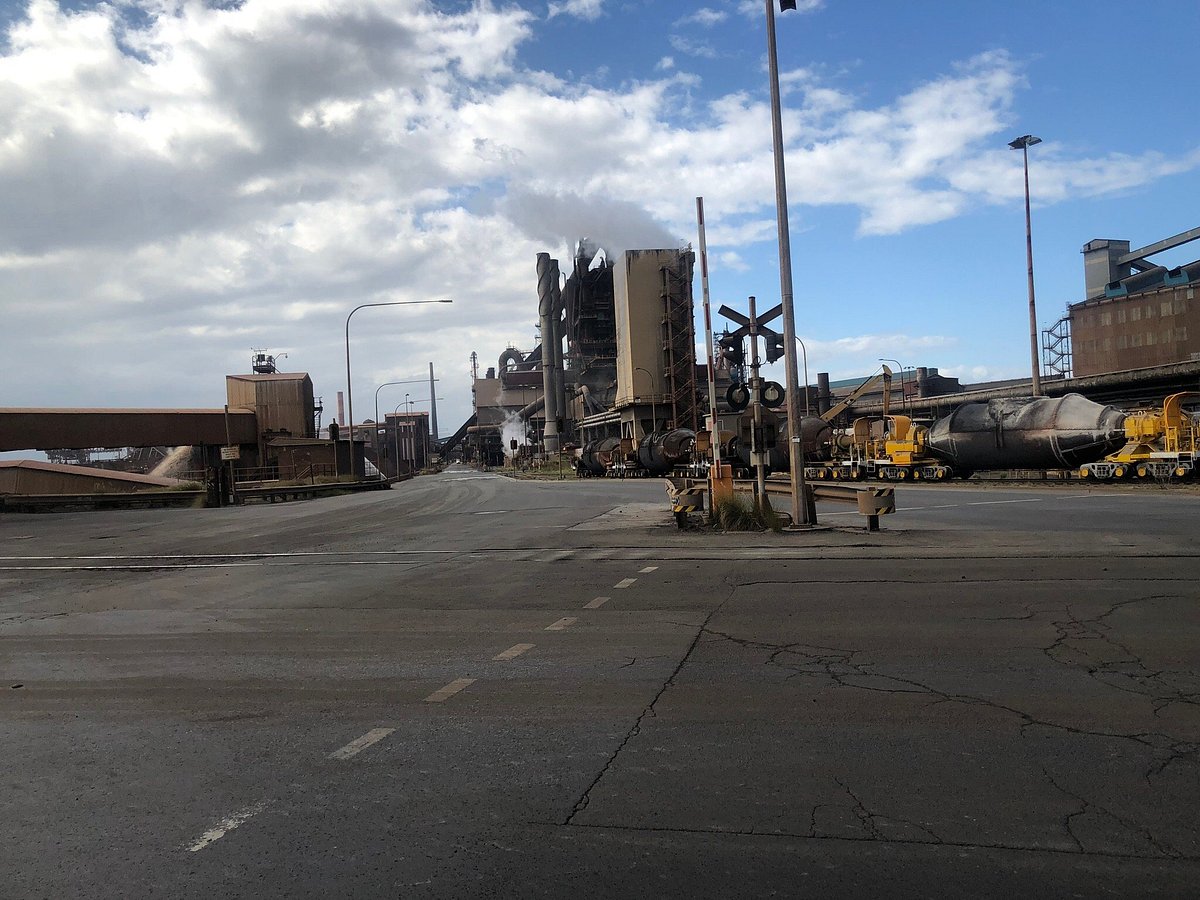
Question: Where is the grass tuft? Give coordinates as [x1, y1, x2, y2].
[714, 494, 784, 532]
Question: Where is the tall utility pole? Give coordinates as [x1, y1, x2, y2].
[1009, 133, 1043, 396]
[696, 198, 723, 483]
[428, 362, 439, 443]
[765, 0, 812, 526]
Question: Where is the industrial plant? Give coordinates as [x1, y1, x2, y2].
[2, 224, 1200, 511]
[447, 225, 1200, 488]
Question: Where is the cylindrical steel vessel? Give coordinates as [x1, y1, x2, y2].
[580, 436, 621, 475]
[734, 415, 833, 472]
[926, 394, 1126, 471]
[636, 429, 695, 474]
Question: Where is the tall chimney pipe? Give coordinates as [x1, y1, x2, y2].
[428, 361, 439, 442]
[537, 253, 561, 452]
[549, 258, 566, 437]
[816, 373, 831, 415]
[336, 391, 346, 426]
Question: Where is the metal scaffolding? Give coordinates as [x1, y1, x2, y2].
[660, 253, 699, 434]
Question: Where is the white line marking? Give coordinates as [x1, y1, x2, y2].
[638, 566, 659, 573]
[328, 727, 395, 760]
[614, 578, 637, 589]
[966, 498, 1044, 506]
[493, 643, 534, 661]
[584, 596, 610, 609]
[545, 617, 578, 631]
[186, 800, 270, 852]
[424, 677, 476, 702]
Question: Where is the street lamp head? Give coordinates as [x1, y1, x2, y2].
[1008, 134, 1042, 150]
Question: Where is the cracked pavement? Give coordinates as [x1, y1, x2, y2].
[3, 474, 1200, 896]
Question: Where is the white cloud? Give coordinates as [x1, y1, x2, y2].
[656, 56, 675, 71]
[547, 0, 604, 21]
[681, 8, 728, 27]
[668, 33, 718, 59]
[716, 250, 750, 272]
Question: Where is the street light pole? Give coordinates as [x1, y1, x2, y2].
[1009, 134, 1043, 397]
[634, 366, 657, 437]
[765, 0, 811, 526]
[344, 298, 451, 450]
[374, 377, 437, 479]
[795, 336, 810, 416]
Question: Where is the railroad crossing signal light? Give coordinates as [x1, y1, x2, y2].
[763, 329, 785, 364]
[718, 334, 745, 366]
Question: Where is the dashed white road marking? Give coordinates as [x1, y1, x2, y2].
[424, 677, 476, 702]
[584, 596, 610, 609]
[186, 800, 270, 852]
[613, 578, 637, 589]
[493, 643, 535, 661]
[545, 617, 578, 631]
[638, 566, 659, 573]
[328, 727, 396, 760]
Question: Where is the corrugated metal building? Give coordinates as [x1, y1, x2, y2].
[225, 373, 316, 441]
[1069, 230, 1200, 377]
[1070, 282, 1198, 376]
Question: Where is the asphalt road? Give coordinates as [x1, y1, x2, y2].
[2, 467, 1199, 897]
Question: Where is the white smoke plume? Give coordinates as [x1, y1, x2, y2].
[498, 186, 682, 256]
[501, 413, 527, 459]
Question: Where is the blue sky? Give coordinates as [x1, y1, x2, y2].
[1, 0, 1197, 439]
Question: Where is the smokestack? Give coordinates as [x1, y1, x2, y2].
[816, 373, 831, 415]
[337, 391, 346, 426]
[428, 362, 439, 441]
[537, 253, 561, 452]
[550, 258, 567, 437]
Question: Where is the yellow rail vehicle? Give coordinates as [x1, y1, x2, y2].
[1080, 392, 1200, 480]
[808, 415, 954, 482]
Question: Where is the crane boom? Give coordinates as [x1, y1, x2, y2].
[820, 365, 892, 423]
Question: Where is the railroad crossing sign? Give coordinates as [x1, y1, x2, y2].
[718, 303, 786, 363]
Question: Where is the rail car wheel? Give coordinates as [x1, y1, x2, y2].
[850, 468, 865, 481]
[895, 468, 911, 481]
[911, 469, 922, 481]
[1175, 465, 1190, 479]
[1112, 464, 1128, 479]
[934, 467, 949, 480]
[1136, 464, 1151, 479]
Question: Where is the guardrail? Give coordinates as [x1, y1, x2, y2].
[735, 478, 896, 531]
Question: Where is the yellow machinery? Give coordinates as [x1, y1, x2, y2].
[810, 414, 953, 481]
[1080, 392, 1200, 480]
